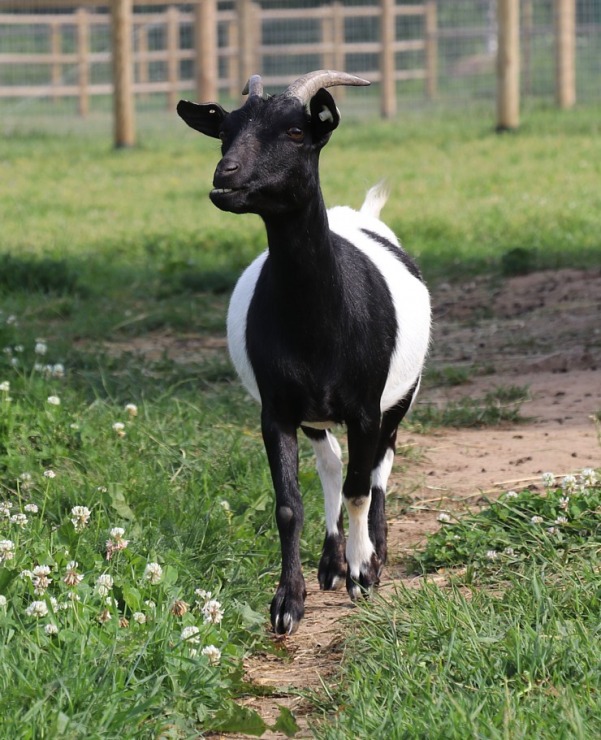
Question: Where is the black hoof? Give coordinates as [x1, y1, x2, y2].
[346, 552, 382, 601]
[270, 578, 306, 635]
[318, 533, 347, 590]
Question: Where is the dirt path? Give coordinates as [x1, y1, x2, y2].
[214, 268, 601, 738]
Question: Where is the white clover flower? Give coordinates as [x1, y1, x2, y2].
[220, 500, 231, 512]
[10, 513, 28, 528]
[561, 475, 578, 493]
[14, 345, 23, 353]
[97, 609, 112, 624]
[486, 550, 498, 560]
[555, 516, 568, 525]
[0, 502, 11, 517]
[541, 472, 555, 488]
[19, 472, 32, 483]
[505, 490, 518, 499]
[20, 569, 34, 580]
[504, 547, 515, 556]
[0, 381, 9, 393]
[581, 468, 597, 488]
[6, 315, 17, 326]
[201, 645, 222, 665]
[110, 527, 126, 541]
[0, 595, 7, 609]
[125, 403, 138, 417]
[44, 623, 59, 636]
[47, 395, 61, 406]
[26, 600, 49, 618]
[559, 496, 570, 510]
[437, 512, 451, 523]
[50, 363, 65, 378]
[70, 505, 91, 532]
[144, 600, 156, 610]
[181, 625, 201, 643]
[112, 422, 126, 438]
[530, 515, 543, 524]
[202, 599, 224, 625]
[0, 540, 15, 564]
[9, 358, 18, 368]
[24, 503, 38, 513]
[49, 597, 60, 613]
[143, 562, 163, 585]
[194, 588, 212, 603]
[43, 469, 56, 479]
[547, 527, 557, 535]
[95, 573, 114, 597]
[63, 561, 83, 587]
[34, 341, 48, 356]
[132, 612, 147, 624]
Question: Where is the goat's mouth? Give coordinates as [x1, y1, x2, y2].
[210, 185, 250, 213]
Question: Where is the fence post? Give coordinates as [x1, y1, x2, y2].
[166, 6, 179, 111]
[237, 0, 260, 93]
[424, 0, 437, 100]
[76, 8, 89, 117]
[111, 0, 136, 147]
[323, 2, 345, 99]
[496, 0, 520, 131]
[195, 0, 217, 102]
[555, 0, 576, 109]
[380, 0, 396, 119]
[51, 21, 61, 103]
[137, 24, 149, 101]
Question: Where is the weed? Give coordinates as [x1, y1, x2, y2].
[410, 385, 529, 429]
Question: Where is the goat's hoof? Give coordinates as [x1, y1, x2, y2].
[270, 581, 306, 636]
[346, 552, 382, 601]
[318, 534, 347, 590]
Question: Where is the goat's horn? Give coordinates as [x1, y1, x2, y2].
[242, 74, 265, 98]
[283, 69, 370, 104]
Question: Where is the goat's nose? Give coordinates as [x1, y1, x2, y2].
[217, 157, 239, 177]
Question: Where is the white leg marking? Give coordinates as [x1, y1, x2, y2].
[310, 431, 343, 536]
[371, 447, 394, 492]
[345, 493, 374, 595]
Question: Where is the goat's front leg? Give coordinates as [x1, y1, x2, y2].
[262, 412, 306, 635]
[344, 416, 382, 600]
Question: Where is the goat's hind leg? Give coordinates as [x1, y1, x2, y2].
[370, 378, 422, 567]
[302, 426, 346, 590]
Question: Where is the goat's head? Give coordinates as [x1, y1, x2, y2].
[177, 70, 369, 216]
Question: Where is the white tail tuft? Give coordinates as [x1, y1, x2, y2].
[360, 180, 389, 219]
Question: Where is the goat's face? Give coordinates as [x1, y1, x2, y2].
[177, 89, 340, 217]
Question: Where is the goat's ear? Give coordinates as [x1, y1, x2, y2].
[309, 88, 340, 146]
[177, 100, 227, 138]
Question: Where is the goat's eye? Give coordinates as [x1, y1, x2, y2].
[287, 127, 304, 142]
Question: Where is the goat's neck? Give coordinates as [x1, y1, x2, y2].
[262, 193, 336, 291]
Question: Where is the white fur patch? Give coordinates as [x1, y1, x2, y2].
[226, 251, 268, 403]
[309, 431, 343, 535]
[371, 447, 394, 491]
[345, 494, 374, 579]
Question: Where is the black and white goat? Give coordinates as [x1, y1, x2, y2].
[178, 70, 431, 635]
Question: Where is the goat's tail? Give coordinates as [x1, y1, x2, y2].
[360, 180, 389, 219]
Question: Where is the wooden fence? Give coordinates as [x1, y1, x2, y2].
[0, 0, 437, 133]
[0, 0, 582, 144]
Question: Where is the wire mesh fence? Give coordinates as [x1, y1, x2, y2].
[0, 1, 599, 137]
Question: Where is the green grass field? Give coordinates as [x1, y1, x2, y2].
[1, 104, 600, 737]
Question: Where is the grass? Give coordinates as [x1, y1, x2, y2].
[0, 104, 600, 735]
[312, 471, 601, 739]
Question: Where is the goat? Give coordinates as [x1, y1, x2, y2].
[177, 70, 431, 635]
